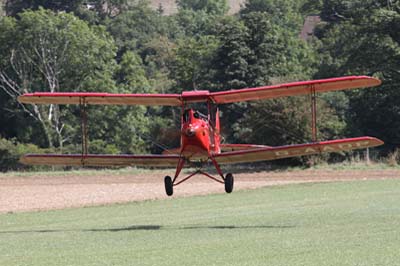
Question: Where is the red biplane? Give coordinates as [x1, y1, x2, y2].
[18, 76, 383, 196]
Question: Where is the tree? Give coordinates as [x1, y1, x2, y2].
[240, 0, 304, 31]
[0, 9, 116, 149]
[211, 17, 251, 90]
[116, 51, 151, 91]
[176, 0, 228, 15]
[89, 0, 129, 19]
[170, 35, 219, 91]
[210, 12, 318, 144]
[141, 35, 176, 93]
[313, 0, 400, 148]
[106, 1, 166, 54]
[5, 0, 84, 16]
[212, 13, 315, 90]
[174, 0, 229, 37]
[233, 96, 345, 146]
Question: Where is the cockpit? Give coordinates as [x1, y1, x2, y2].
[183, 109, 207, 123]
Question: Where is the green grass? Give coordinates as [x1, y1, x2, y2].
[1, 180, 400, 265]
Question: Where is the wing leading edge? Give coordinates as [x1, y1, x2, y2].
[214, 137, 383, 165]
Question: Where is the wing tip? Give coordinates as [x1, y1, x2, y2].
[367, 136, 384, 147]
[19, 154, 45, 165]
[17, 95, 27, 104]
[19, 155, 28, 165]
[364, 76, 382, 87]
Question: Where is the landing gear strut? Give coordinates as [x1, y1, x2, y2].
[164, 171, 235, 196]
[164, 156, 234, 196]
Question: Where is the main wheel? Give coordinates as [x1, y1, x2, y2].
[224, 173, 234, 193]
[164, 176, 173, 196]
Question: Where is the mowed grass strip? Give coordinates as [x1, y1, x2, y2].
[0, 179, 399, 266]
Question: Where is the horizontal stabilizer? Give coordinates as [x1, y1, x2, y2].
[162, 147, 181, 155]
[220, 144, 270, 152]
[214, 137, 383, 165]
[161, 144, 271, 154]
[20, 154, 180, 167]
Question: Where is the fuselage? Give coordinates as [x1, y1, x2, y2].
[180, 108, 220, 160]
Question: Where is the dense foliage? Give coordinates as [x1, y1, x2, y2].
[0, 0, 397, 170]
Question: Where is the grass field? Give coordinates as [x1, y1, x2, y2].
[1, 179, 399, 266]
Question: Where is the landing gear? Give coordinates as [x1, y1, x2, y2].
[224, 173, 234, 193]
[164, 176, 173, 196]
[165, 157, 234, 195]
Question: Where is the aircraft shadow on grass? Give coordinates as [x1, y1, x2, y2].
[87, 224, 295, 232]
[0, 224, 295, 234]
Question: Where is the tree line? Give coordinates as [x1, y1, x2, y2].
[0, 0, 399, 171]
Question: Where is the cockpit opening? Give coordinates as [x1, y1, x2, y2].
[183, 109, 191, 123]
[183, 109, 208, 123]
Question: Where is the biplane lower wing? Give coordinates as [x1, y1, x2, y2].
[214, 137, 383, 165]
[20, 154, 181, 167]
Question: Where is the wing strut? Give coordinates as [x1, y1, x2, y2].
[79, 97, 89, 163]
[310, 85, 317, 142]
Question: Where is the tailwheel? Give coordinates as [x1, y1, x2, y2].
[224, 173, 234, 193]
[164, 176, 173, 196]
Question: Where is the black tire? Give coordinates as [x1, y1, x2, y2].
[164, 176, 173, 196]
[224, 173, 234, 193]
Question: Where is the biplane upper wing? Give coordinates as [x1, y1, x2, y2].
[18, 92, 182, 106]
[18, 76, 380, 106]
[210, 76, 381, 104]
[20, 154, 180, 167]
[214, 137, 383, 165]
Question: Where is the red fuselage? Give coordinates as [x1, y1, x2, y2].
[180, 109, 220, 160]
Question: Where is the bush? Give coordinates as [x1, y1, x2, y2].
[0, 138, 45, 172]
[88, 139, 120, 154]
[0, 138, 19, 171]
[386, 149, 400, 167]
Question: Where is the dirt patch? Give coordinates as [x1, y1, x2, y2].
[1, 169, 399, 213]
